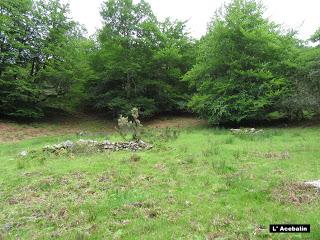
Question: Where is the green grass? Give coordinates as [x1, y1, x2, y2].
[0, 124, 319, 239]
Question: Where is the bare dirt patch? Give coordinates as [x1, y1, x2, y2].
[0, 116, 204, 143]
[0, 123, 33, 142]
[145, 116, 206, 129]
[0, 122, 82, 143]
[0, 116, 114, 143]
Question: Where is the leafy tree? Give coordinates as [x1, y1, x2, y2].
[184, 0, 298, 125]
[310, 27, 320, 44]
[0, 0, 91, 118]
[88, 0, 194, 118]
[36, 37, 97, 111]
[0, 0, 43, 118]
[151, 19, 195, 113]
[284, 28, 320, 119]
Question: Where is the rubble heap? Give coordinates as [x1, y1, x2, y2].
[42, 139, 152, 154]
[230, 128, 263, 135]
[103, 140, 151, 151]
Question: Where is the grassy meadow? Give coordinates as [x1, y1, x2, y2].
[0, 118, 319, 239]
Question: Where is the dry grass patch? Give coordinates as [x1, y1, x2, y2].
[254, 151, 290, 160]
[272, 182, 320, 206]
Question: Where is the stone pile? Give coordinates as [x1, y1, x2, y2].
[77, 139, 99, 145]
[230, 128, 263, 134]
[103, 140, 152, 151]
[43, 140, 76, 153]
[42, 139, 152, 154]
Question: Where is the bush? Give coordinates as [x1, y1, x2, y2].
[117, 108, 143, 141]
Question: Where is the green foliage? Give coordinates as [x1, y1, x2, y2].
[280, 45, 320, 120]
[0, 0, 91, 118]
[88, 0, 195, 118]
[1, 0, 320, 125]
[158, 127, 180, 141]
[184, 0, 299, 125]
[278, 25, 320, 121]
[141, 127, 180, 145]
[211, 159, 235, 174]
[0, 68, 44, 118]
[310, 27, 320, 44]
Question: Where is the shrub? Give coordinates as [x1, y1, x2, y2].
[117, 108, 143, 141]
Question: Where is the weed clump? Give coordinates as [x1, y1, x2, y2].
[211, 160, 235, 174]
[159, 128, 180, 141]
[202, 146, 220, 158]
[17, 157, 27, 169]
[129, 154, 141, 162]
[16, 150, 48, 169]
[224, 136, 234, 144]
[117, 108, 143, 141]
[141, 127, 180, 144]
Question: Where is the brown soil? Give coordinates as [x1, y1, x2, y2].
[146, 116, 206, 129]
[0, 116, 206, 143]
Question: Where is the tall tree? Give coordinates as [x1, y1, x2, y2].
[184, 0, 298, 125]
[284, 28, 320, 119]
[89, 0, 194, 118]
[0, 0, 42, 118]
[0, 0, 90, 118]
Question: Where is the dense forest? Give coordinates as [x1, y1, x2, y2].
[1, 0, 320, 125]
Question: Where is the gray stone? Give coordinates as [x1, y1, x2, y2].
[230, 128, 241, 133]
[63, 140, 74, 148]
[101, 140, 152, 152]
[78, 139, 98, 145]
[103, 140, 111, 145]
[78, 139, 87, 144]
[230, 128, 263, 135]
[305, 180, 320, 189]
[4, 223, 13, 232]
[53, 144, 63, 149]
[19, 151, 28, 157]
[43, 145, 55, 152]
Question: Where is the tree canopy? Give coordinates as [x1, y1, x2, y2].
[184, 0, 301, 124]
[87, 0, 195, 118]
[1, 0, 320, 125]
[0, 0, 90, 118]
